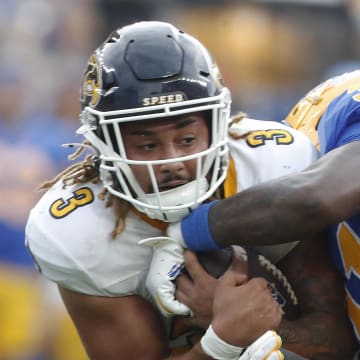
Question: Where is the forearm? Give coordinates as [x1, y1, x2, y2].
[209, 172, 327, 247]
[209, 141, 360, 247]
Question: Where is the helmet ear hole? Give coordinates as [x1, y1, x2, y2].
[200, 70, 210, 77]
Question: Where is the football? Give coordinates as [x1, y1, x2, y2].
[245, 247, 300, 320]
[196, 246, 300, 320]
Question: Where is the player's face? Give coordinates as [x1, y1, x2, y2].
[121, 113, 209, 193]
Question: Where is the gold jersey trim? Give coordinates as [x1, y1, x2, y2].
[285, 70, 360, 150]
[223, 155, 237, 198]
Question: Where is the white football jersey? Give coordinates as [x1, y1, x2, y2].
[25, 180, 159, 299]
[25, 118, 318, 299]
[227, 118, 319, 262]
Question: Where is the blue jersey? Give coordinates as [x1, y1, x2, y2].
[318, 87, 360, 154]
[285, 70, 360, 342]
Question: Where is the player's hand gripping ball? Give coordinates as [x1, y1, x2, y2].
[197, 246, 300, 320]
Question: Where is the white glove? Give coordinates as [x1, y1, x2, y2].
[138, 236, 190, 317]
[239, 331, 283, 360]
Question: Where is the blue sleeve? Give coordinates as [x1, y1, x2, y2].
[318, 90, 360, 154]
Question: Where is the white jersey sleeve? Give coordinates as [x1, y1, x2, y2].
[228, 118, 319, 190]
[25, 180, 161, 298]
[227, 118, 319, 262]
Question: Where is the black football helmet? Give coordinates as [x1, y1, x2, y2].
[78, 21, 231, 222]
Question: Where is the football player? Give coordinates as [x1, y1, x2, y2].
[25, 21, 284, 360]
[25, 21, 354, 359]
[146, 67, 360, 357]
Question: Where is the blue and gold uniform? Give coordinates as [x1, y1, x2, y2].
[285, 69, 360, 343]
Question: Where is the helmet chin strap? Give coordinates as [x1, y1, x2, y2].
[134, 178, 209, 222]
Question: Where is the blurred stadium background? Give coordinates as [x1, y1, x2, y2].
[0, 0, 359, 359]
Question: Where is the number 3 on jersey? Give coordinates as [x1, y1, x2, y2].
[246, 129, 294, 148]
[49, 187, 94, 218]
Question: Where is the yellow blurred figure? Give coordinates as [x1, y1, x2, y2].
[0, 265, 43, 359]
[0, 265, 88, 359]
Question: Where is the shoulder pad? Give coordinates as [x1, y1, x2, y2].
[285, 70, 360, 149]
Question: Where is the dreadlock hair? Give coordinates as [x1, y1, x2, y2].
[38, 141, 130, 239]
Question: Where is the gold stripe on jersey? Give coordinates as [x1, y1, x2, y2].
[285, 70, 360, 149]
[223, 155, 237, 198]
[131, 207, 168, 231]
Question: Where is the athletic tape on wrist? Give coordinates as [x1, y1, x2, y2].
[181, 201, 220, 251]
[200, 325, 244, 360]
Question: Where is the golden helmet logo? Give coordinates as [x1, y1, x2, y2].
[80, 54, 102, 107]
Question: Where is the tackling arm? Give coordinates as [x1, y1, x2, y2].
[209, 141, 360, 248]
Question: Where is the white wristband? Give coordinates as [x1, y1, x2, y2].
[200, 325, 244, 360]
